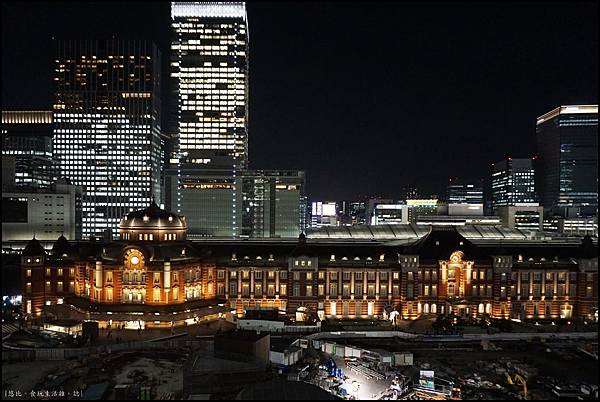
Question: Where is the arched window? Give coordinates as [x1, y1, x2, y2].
[448, 283, 455, 297]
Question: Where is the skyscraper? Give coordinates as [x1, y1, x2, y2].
[53, 40, 162, 239]
[446, 178, 484, 204]
[169, 2, 249, 237]
[241, 170, 306, 238]
[2, 111, 55, 190]
[491, 158, 536, 211]
[535, 105, 598, 216]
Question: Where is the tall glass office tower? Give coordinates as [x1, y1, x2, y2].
[169, 2, 249, 237]
[535, 105, 598, 216]
[491, 158, 536, 211]
[53, 40, 162, 239]
[2, 111, 55, 190]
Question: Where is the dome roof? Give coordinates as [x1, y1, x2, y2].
[51, 235, 72, 256]
[23, 237, 46, 257]
[119, 202, 187, 231]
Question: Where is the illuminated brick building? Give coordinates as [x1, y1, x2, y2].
[22, 205, 598, 328]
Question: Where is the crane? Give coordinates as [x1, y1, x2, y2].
[506, 373, 528, 399]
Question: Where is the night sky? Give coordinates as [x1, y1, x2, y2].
[2, 1, 598, 201]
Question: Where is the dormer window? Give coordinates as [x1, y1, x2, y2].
[232, 253, 237, 261]
[518, 254, 523, 262]
[181, 248, 186, 256]
[143, 215, 149, 222]
[168, 215, 173, 222]
[330, 254, 335, 261]
[379, 254, 385, 261]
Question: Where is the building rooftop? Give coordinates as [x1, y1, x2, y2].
[536, 104, 598, 125]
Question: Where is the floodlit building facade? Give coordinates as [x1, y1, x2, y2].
[310, 202, 338, 228]
[22, 205, 598, 327]
[53, 40, 162, 240]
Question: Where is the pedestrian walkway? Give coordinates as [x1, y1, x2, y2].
[2, 323, 21, 340]
[94, 319, 235, 345]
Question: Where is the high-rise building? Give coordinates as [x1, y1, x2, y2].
[491, 158, 536, 211]
[497, 205, 544, 231]
[446, 178, 484, 204]
[370, 204, 409, 225]
[366, 198, 395, 222]
[2, 111, 55, 190]
[310, 202, 338, 228]
[169, 2, 249, 237]
[406, 199, 438, 223]
[535, 105, 598, 216]
[53, 40, 162, 239]
[241, 170, 306, 238]
[2, 178, 82, 242]
[337, 200, 367, 225]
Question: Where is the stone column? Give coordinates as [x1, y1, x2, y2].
[95, 260, 103, 300]
[163, 261, 171, 302]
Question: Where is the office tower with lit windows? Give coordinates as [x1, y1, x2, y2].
[535, 105, 598, 216]
[2, 111, 55, 190]
[53, 40, 162, 239]
[169, 2, 249, 237]
[241, 170, 306, 238]
[491, 158, 536, 212]
[446, 178, 484, 204]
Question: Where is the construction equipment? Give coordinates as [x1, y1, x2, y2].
[506, 373, 528, 399]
